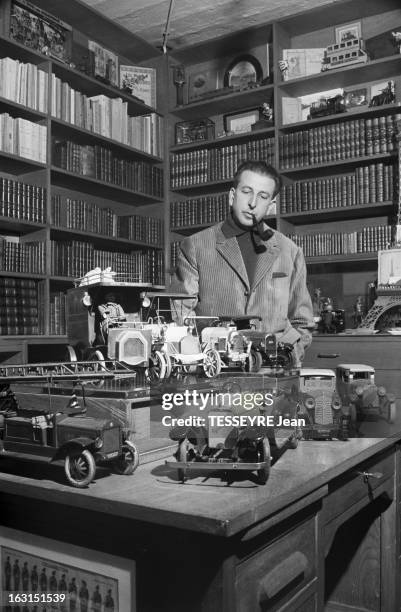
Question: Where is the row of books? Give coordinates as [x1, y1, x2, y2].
[0, 238, 45, 274]
[0, 57, 48, 112]
[0, 113, 47, 163]
[53, 140, 163, 197]
[50, 291, 66, 336]
[170, 241, 181, 271]
[50, 240, 164, 285]
[0, 278, 41, 335]
[51, 195, 164, 245]
[280, 162, 396, 213]
[287, 224, 392, 257]
[0, 177, 46, 223]
[170, 138, 275, 188]
[51, 79, 163, 157]
[278, 114, 401, 169]
[170, 193, 230, 229]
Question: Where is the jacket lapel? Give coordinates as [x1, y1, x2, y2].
[216, 230, 249, 290]
[252, 234, 281, 291]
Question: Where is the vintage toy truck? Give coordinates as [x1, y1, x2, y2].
[0, 363, 139, 488]
[296, 368, 350, 440]
[336, 364, 396, 424]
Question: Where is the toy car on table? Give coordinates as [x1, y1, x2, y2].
[0, 361, 139, 488]
[336, 364, 396, 424]
[296, 368, 350, 440]
[200, 315, 260, 372]
[166, 377, 301, 484]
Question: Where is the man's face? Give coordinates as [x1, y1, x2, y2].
[229, 170, 276, 227]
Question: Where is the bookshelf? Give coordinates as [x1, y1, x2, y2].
[167, 0, 401, 327]
[0, 0, 165, 360]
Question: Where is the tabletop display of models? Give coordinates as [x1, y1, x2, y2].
[0, 362, 139, 488]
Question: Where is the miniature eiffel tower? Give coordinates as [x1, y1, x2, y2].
[358, 117, 401, 330]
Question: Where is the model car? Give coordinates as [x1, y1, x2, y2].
[296, 368, 350, 440]
[200, 315, 257, 371]
[239, 326, 296, 373]
[66, 279, 197, 381]
[0, 364, 139, 488]
[166, 377, 301, 484]
[336, 364, 396, 424]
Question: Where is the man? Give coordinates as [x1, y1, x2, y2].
[96, 292, 126, 344]
[172, 160, 314, 364]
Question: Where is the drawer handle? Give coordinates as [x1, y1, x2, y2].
[317, 353, 339, 358]
[357, 471, 383, 484]
[258, 551, 308, 602]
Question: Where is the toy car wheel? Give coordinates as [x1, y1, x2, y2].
[177, 439, 188, 483]
[387, 401, 396, 424]
[65, 345, 77, 362]
[203, 349, 222, 378]
[245, 350, 263, 373]
[64, 449, 96, 488]
[257, 437, 271, 485]
[87, 349, 107, 387]
[113, 441, 139, 475]
[148, 350, 167, 381]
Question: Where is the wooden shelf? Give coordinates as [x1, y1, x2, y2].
[0, 34, 50, 66]
[51, 167, 163, 205]
[51, 60, 157, 118]
[171, 215, 277, 235]
[277, 55, 401, 97]
[50, 226, 163, 250]
[281, 201, 395, 225]
[0, 271, 46, 279]
[171, 84, 274, 120]
[279, 152, 397, 176]
[170, 179, 232, 196]
[0, 152, 46, 173]
[0, 96, 47, 122]
[171, 126, 275, 153]
[279, 103, 401, 132]
[51, 118, 162, 163]
[0, 217, 46, 234]
[306, 252, 378, 266]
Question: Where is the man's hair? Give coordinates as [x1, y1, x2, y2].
[233, 160, 282, 197]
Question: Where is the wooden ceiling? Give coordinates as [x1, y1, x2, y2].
[79, 0, 343, 51]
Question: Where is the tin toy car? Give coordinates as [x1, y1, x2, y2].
[336, 364, 396, 424]
[141, 294, 223, 378]
[166, 378, 300, 484]
[296, 368, 350, 440]
[238, 326, 296, 373]
[0, 362, 139, 488]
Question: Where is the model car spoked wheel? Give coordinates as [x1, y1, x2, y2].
[245, 349, 263, 373]
[387, 401, 396, 424]
[147, 350, 167, 382]
[113, 441, 139, 475]
[164, 353, 172, 379]
[203, 349, 222, 378]
[177, 439, 188, 483]
[256, 437, 271, 485]
[86, 349, 106, 387]
[64, 449, 96, 488]
[65, 345, 77, 362]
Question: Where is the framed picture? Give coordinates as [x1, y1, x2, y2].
[188, 69, 218, 102]
[0, 526, 135, 610]
[88, 40, 119, 86]
[9, 0, 72, 63]
[335, 21, 362, 44]
[224, 108, 259, 135]
[223, 54, 263, 89]
[120, 65, 156, 107]
[175, 119, 215, 145]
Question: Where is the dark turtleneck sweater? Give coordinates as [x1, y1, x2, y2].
[221, 213, 274, 286]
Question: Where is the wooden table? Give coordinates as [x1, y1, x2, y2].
[0, 437, 400, 611]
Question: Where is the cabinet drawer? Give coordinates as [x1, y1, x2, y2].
[305, 337, 399, 371]
[325, 452, 394, 523]
[236, 516, 316, 611]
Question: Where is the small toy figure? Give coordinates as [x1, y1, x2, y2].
[312, 288, 323, 317]
[278, 59, 289, 80]
[97, 292, 126, 344]
[31, 565, 38, 592]
[321, 300, 337, 334]
[92, 585, 102, 612]
[104, 590, 115, 612]
[392, 31, 401, 53]
[4, 556, 11, 591]
[353, 296, 364, 327]
[79, 580, 89, 612]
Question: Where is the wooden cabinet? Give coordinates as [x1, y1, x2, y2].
[0, 438, 399, 611]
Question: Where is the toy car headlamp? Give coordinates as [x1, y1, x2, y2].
[377, 386, 386, 397]
[93, 436, 103, 449]
[332, 397, 341, 410]
[305, 396, 315, 410]
[356, 386, 364, 396]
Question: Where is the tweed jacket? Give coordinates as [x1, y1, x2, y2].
[172, 221, 314, 356]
